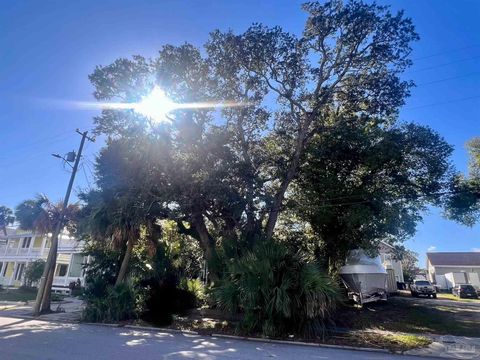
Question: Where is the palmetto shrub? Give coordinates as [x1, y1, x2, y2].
[82, 282, 136, 322]
[215, 240, 339, 338]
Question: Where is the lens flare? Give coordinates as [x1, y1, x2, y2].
[133, 87, 178, 123]
[41, 86, 250, 123]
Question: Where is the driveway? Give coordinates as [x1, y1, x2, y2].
[0, 316, 426, 360]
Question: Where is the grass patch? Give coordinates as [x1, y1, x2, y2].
[437, 293, 479, 302]
[0, 287, 37, 302]
[386, 334, 432, 351]
[350, 333, 431, 352]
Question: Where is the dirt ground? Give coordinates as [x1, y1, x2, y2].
[334, 294, 480, 337]
[163, 293, 480, 339]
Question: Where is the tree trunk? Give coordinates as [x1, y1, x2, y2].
[33, 228, 60, 316]
[191, 214, 219, 282]
[265, 130, 307, 240]
[40, 256, 56, 313]
[115, 238, 134, 286]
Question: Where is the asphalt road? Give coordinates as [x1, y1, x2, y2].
[0, 316, 429, 360]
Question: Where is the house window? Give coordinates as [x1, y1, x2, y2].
[57, 264, 68, 277]
[21, 237, 32, 248]
[14, 263, 25, 281]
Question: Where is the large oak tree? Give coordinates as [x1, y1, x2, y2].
[88, 1, 420, 277]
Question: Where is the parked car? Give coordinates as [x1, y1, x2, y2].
[410, 279, 437, 298]
[452, 284, 479, 299]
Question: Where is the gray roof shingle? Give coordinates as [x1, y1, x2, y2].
[427, 252, 480, 267]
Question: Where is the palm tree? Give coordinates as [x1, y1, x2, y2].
[79, 190, 148, 285]
[0, 206, 15, 236]
[15, 194, 79, 314]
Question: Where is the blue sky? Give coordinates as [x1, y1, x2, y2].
[1, 1, 479, 266]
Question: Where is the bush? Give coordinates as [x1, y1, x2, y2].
[215, 240, 339, 338]
[51, 293, 65, 302]
[24, 260, 45, 287]
[141, 277, 196, 326]
[179, 278, 206, 306]
[71, 287, 84, 297]
[83, 282, 137, 323]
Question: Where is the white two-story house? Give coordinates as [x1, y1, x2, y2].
[0, 227, 86, 291]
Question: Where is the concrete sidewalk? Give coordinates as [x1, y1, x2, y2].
[0, 296, 84, 322]
[406, 334, 480, 359]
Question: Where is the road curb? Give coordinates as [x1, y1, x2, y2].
[124, 324, 199, 335]
[83, 322, 121, 327]
[210, 333, 390, 353]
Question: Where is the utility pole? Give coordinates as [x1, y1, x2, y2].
[33, 129, 94, 315]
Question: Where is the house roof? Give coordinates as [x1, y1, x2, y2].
[427, 252, 480, 267]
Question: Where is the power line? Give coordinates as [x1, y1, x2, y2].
[313, 189, 477, 209]
[404, 95, 480, 110]
[408, 55, 480, 73]
[0, 130, 73, 160]
[416, 72, 480, 87]
[81, 163, 92, 189]
[412, 45, 480, 61]
[84, 160, 96, 181]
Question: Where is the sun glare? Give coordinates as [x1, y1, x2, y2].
[58, 86, 250, 121]
[133, 86, 178, 123]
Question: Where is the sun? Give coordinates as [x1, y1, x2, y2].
[133, 86, 178, 123]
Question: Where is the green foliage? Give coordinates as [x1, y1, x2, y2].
[81, 239, 136, 321]
[70, 286, 84, 297]
[87, 1, 420, 277]
[443, 139, 480, 226]
[179, 278, 206, 306]
[73, 1, 468, 333]
[136, 230, 203, 325]
[215, 240, 339, 338]
[0, 205, 14, 235]
[82, 238, 120, 287]
[81, 226, 203, 325]
[83, 283, 137, 322]
[51, 293, 65, 302]
[467, 137, 480, 178]
[294, 121, 454, 268]
[394, 248, 420, 283]
[159, 221, 204, 280]
[24, 260, 45, 287]
[15, 194, 79, 234]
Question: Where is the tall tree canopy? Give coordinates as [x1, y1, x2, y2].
[444, 137, 480, 226]
[87, 1, 427, 275]
[293, 121, 454, 268]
